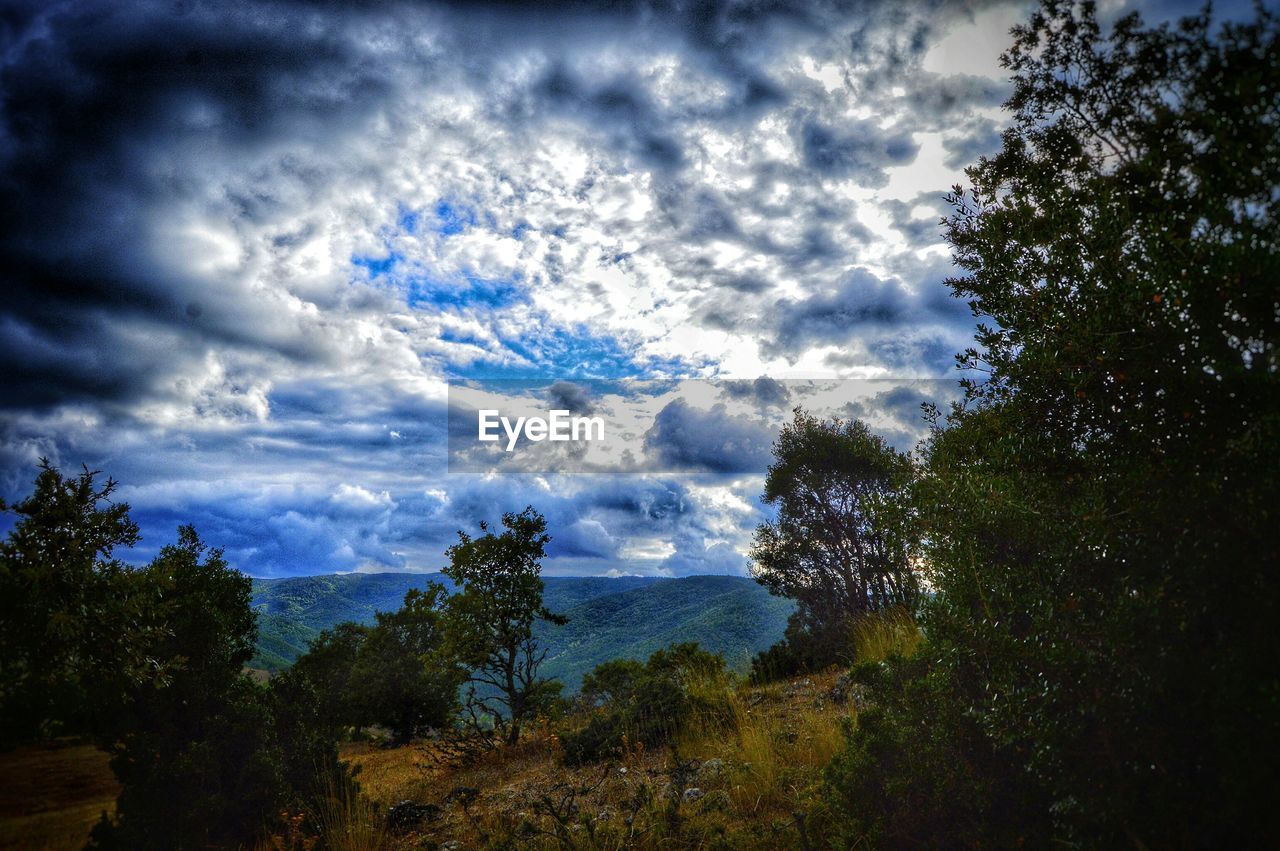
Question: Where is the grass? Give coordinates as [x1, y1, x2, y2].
[0, 740, 119, 851]
[329, 610, 924, 849]
[852, 606, 922, 663]
[337, 668, 855, 849]
[0, 613, 923, 850]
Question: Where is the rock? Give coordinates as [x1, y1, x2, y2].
[386, 800, 439, 833]
[682, 787, 705, 803]
[441, 841, 463, 851]
[700, 758, 725, 777]
[784, 678, 815, 698]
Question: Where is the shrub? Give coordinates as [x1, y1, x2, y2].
[825, 655, 1053, 850]
[560, 643, 733, 765]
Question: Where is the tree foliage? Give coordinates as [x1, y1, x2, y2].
[829, 2, 1280, 846]
[443, 506, 566, 745]
[349, 585, 461, 744]
[0, 463, 349, 848]
[750, 409, 919, 676]
[279, 620, 368, 736]
[561, 642, 731, 766]
[0, 461, 146, 741]
[89, 526, 294, 849]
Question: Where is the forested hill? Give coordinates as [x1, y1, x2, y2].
[250, 572, 794, 690]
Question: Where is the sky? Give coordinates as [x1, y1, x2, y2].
[0, 0, 1238, 577]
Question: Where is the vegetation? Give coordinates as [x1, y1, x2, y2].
[823, 2, 1280, 847]
[560, 643, 732, 766]
[0, 466, 349, 849]
[252, 572, 794, 688]
[750, 411, 918, 680]
[2, 2, 1274, 848]
[0, 463, 146, 743]
[350, 586, 461, 745]
[331, 611, 925, 850]
[442, 507, 566, 746]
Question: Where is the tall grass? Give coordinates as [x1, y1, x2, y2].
[311, 771, 388, 851]
[852, 606, 922, 663]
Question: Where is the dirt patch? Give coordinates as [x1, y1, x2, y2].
[0, 741, 118, 851]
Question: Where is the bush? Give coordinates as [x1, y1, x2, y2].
[825, 654, 1053, 850]
[750, 610, 855, 682]
[560, 643, 732, 765]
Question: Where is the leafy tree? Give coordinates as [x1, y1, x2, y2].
[750, 409, 919, 674]
[348, 585, 460, 744]
[0, 461, 147, 741]
[282, 621, 368, 737]
[443, 507, 566, 746]
[91, 526, 287, 849]
[0, 464, 350, 848]
[579, 658, 645, 708]
[825, 655, 1053, 849]
[829, 2, 1280, 846]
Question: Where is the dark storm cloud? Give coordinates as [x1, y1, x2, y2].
[533, 64, 686, 171]
[719, 377, 791, 409]
[943, 115, 1005, 168]
[797, 118, 919, 186]
[773, 268, 913, 340]
[0, 0, 998, 418]
[845, 384, 944, 426]
[547, 380, 594, 414]
[906, 75, 1010, 127]
[643, 399, 774, 473]
[882, 194, 948, 248]
[766, 264, 973, 372]
[0, 0, 1036, 576]
[0, 0, 402, 416]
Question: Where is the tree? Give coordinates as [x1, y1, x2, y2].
[750, 409, 919, 673]
[92, 526, 288, 849]
[579, 658, 645, 708]
[0, 463, 350, 848]
[348, 586, 460, 744]
[0, 461, 148, 741]
[443, 507, 565, 746]
[283, 621, 368, 737]
[828, 2, 1280, 846]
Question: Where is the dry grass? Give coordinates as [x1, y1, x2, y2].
[852, 606, 922, 663]
[339, 667, 857, 850]
[0, 615, 924, 850]
[0, 741, 119, 851]
[311, 771, 389, 851]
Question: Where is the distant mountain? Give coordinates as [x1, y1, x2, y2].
[535, 574, 796, 690]
[249, 572, 794, 690]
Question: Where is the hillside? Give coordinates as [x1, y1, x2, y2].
[536, 574, 797, 690]
[249, 573, 794, 687]
[339, 667, 852, 850]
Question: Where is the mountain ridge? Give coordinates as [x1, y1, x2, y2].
[250, 572, 793, 690]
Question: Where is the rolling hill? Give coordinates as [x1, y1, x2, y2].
[249, 572, 793, 690]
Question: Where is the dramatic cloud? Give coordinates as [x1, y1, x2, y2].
[1, 0, 1213, 576]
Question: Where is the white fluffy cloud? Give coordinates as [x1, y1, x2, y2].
[6, 0, 1152, 575]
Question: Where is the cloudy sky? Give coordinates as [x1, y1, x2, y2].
[0, 0, 1231, 577]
